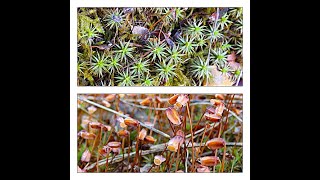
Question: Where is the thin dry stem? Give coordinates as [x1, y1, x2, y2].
[78, 97, 171, 138]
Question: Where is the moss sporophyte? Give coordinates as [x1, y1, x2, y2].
[77, 93, 243, 172]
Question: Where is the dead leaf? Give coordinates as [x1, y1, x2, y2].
[204, 65, 235, 86]
[227, 51, 236, 62]
[132, 26, 149, 36]
[228, 61, 241, 71]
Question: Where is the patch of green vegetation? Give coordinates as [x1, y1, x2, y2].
[77, 7, 243, 86]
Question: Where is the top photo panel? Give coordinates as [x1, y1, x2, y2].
[77, 7, 243, 86]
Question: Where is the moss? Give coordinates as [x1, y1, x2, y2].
[77, 7, 243, 86]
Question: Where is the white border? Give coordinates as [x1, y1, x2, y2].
[70, 0, 250, 180]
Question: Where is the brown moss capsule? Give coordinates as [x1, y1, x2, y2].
[197, 165, 210, 172]
[193, 125, 205, 131]
[101, 124, 111, 131]
[77, 166, 86, 173]
[206, 106, 216, 114]
[210, 99, 223, 105]
[176, 170, 184, 173]
[175, 94, 189, 108]
[89, 122, 101, 129]
[116, 117, 127, 128]
[105, 94, 116, 102]
[232, 107, 241, 116]
[167, 135, 184, 152]
[204, 112, 221, 122]
[102, 100, 111, 107]
[155, 96, 162, 103]
[81, 118, 91, 129]
[176, 129, 185, 137]
[78, 130, 96, 140]
[215, 94, 225, 100]
[124, 117, 139, 127]
[195, 147, 201, 154]
[107, 141, 121, 148]
[140, 97, 152, 106]
[98, 148, 107, 157]
[81, 149, 91, 162]
[199, 156, 220, 166]
[118, 129, 129, 137]
[87, 106, 97, 114]
[144, 135, 157, 144]
[138, 128, 147, 141]
[215, 103, 225, 117]
[166, 107, 181, 125]
[168, 94, 179, 105]
[111, 147, 120, 154]
[206, 138, 226, 150]
[154, 155, 166, 165]
[102, 145, 111, 154]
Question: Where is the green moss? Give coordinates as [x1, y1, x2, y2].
[77, 7, 243, 86]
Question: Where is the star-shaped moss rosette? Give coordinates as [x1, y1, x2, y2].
[77, 7, 243, 86]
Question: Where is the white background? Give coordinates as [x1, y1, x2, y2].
[70, 0, 250, 179]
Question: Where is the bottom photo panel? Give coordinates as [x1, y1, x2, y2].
[77, 94, 243, 173]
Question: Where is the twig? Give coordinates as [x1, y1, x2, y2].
[85, 142, 242, 171]
[120, 99, 167, 110]
[78, 97, 171, 139]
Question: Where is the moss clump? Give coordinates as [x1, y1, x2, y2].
[77, 7, 243, 86]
